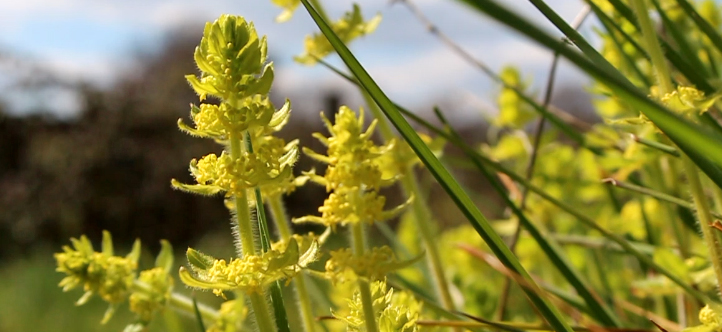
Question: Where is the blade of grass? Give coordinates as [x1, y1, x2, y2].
[603, 178, 722, 219]
[298, 1, 574, 331]
[192, 296, 207, 332]
[434, 107, 621, 327]
[311, 56, 717, 304]
[673, 0, 722, 59]
[455, 0, 722, 204]
[650, 0, 711, 78]
[587, 0, 651, 87]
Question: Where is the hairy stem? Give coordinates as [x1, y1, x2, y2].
[269, 195, 293, 240]
[351, 222, 378, 332]
[630, 0, 674, 94]
[683, 156, 722, 293]
[229, 131, 259, 256]
[249, 291, 277, 332]
[294, 274, 318, 332]
[268, 195, 317, 332]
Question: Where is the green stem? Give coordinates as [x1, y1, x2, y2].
[683, 156, 722, 293]
[361, 86, 456, 314]
[132, 280, 219, 323]
[269, 195, 293, 240]
[249, 291, 277, 332]
[294, 274, 318, 332]
[630, 0, 674, 94]
[308, 0, 331, 23]
[229, 131, 259, 256]
[268, 195, 317, 332]
[351, 222, 378, 332]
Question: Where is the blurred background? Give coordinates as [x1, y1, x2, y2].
[0, 0, 597, 330]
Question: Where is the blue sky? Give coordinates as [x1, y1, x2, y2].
[1, 0, 590, 118]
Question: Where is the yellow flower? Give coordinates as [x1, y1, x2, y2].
[186, 15, 273, 101]
[334, 279, 421, 332]
[55, 234, 139, 305]
[129, 267, 173, 322]
[295, 106, 411, 228]
[324, 246, 423, 284]
[270, 0, 300, 22]
[295, 4, 381, 65]
[180, 237, 319, 295]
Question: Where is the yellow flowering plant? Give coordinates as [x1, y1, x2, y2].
[50, 0, 722, 331]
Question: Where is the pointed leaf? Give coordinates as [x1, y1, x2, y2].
[186, 248, 217, 271]
[101, 230, 114, 256]
[126, 239, 141, 264]
[155, 240, 174, 274]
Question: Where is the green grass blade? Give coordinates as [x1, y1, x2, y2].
[298, 1, 574, 331]
[192, 296, 207, 332]
[585, 0, 651, 87]
[603, 0, 716, 92]
[433, 108, 621, 327]
[528, 0, 623, 81]
[455, 0, 722, 191]
[651, 0, 711, 78]
[674, 0, 722, 58]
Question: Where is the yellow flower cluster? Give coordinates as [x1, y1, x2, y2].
[295, 107, 410, 229]
[295, 4, 381, 65]
[55, 232, 175, 326]
[325, 246, 424, 284]
[270, 0, 300, 22]
[129, 267, 173, 322]
[180, 237, 320, 296]
[55, 235, 138, 305]
[659, 86, 720, 115]
[186, 16, 272, 102]
[334, 279, 420, 332]
[206, 300, 248, 332]
[174, 14, 300, 199]
[700, 305, 721, 326]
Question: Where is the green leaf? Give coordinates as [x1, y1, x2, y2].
[178, 266, 233, 290]
[298, 1, 574, 331]
[155, 240, 174, 274]
[126, 239, 141, 264]
[171, 179, 224, 196]
[186, 247, 216, 271]
[267, 237, 299, 271]
[101, 230, 114, 256]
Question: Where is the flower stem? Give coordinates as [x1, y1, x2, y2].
[351, 222, 378, 332]
[230, 131, 259, 256]
[132, 280, 220, 323]
[683, 156, 722, 293]
[361, 91, 456, 312]
[249, 291, 277, 332]
[630, 0, 673, 95]
[294, 274, 318, 332]
[269, 195, 293, 240]
[268, 195, 317, 332]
